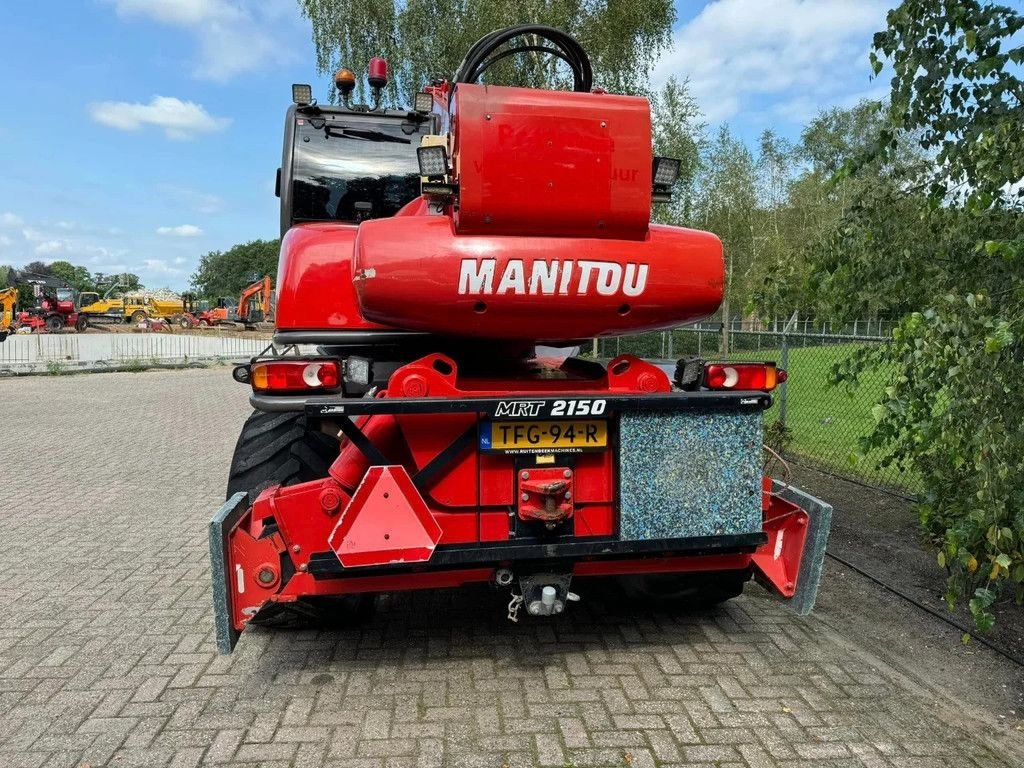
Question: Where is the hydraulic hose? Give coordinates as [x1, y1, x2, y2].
[454, 25, 593, 93]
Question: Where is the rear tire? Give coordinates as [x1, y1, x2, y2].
[226, 410, 373, 628]
[75, 315, 88, 332]
[226, 410, 340, 504]
[45, 315, 64, 332]
[618, 569, 750, 611]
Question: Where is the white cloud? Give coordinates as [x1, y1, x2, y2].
[35, 240, 68, 256]
[653, 0, 890, 122]
[163, 186, 225, 215]
[110, 0, 222, 25]
[767, 82, 889, 126]
[143, 258, 184, 275]
[156, 224, 203, 237]
[88, 96, 231, 140]
[1, 211, 24, 227]
[0, 235, 12, 247]
[107, 0, 298, 82]
[29, 236, 120, 262]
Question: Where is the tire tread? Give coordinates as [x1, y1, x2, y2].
[226, 410, 338, 502]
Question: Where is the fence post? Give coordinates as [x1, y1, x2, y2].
[667, 328, 673, 359]
[778, 311, 797, 430]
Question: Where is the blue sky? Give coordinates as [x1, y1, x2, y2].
[0, 0, 890, 291]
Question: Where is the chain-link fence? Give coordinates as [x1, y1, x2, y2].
[594, 315, 918, 496]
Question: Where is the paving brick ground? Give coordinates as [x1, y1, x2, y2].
[2, 368, 1022, 767]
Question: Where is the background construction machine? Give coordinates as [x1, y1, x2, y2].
[219, 276, 273, 330]
[79, 285, 186, 326]
[188, 296, 236, 327]
[14, 286, 87, 333]
[0, 286, 17, 341]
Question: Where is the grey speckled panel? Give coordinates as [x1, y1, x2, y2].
[619, 411, 762, 540]
[771, 480, 833, 615]
[209, 492, 248, 654]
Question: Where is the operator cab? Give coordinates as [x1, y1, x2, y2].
[277, 63, 431, 237]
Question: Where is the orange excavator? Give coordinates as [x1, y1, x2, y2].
[222, 276, 274, 330]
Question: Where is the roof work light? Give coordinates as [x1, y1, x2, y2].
[291, 83, 313, 106]
[414, 91, 434, 114]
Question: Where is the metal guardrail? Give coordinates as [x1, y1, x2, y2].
[0, 331, 273, 373]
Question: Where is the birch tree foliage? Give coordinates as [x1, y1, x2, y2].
[830, 0, 1024, 630]
[651, 77, 705, 227]
[297, 0, 675, 102]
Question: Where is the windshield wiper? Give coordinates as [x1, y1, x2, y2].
[323, 126, 411, 144]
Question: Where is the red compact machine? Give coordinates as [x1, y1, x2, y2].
[15, 288, 87, 333]
[211, 26, 832, 652]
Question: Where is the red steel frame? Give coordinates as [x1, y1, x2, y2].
[219, 354, 811, 642]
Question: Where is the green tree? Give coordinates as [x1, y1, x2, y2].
[651, 77, 705, 227]
[21, 261, 51, 277]
[693, 125, 758, 341]
[297, 0, 675, 102]
[750, 100, 945, 319]
[48, 261, 95, 293]
[191, 240, 280, 298]
[825, 0, 1024, 629]
[92, 272, 142, 292]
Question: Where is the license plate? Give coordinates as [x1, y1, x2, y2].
[480, 420, 608, 454]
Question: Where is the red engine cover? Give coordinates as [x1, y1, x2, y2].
[452, 84, 651, 240]
[275, 223, 390, 331]
[353, 216, 724, 341]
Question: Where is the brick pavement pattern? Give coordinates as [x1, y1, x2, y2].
[1, 369, 1020, 767]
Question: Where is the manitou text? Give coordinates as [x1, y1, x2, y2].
[458, 259, 649, 297]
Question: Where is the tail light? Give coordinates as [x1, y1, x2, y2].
[703, 362, 786, 392]
[250, 360, 341, 393]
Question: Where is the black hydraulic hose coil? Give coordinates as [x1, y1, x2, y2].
[453, 25, 593, 93]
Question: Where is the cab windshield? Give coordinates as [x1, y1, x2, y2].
[291, 117, 422, 224]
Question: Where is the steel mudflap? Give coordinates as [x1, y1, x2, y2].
[209, 492, 249, 654]
[752, 480, 833, 615]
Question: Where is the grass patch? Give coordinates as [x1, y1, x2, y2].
[601, 331, 917, 491]
[694, 340, 917, 492]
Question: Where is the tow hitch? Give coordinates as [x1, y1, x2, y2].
[503, 571, 580, 622]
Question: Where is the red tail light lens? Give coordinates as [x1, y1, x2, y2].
[250, 360, 341, 393]
[703, 363, 785, 392]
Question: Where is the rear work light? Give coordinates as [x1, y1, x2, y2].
[703, 362, 786, 392]
[250, 360, 341, 393]
[417, 145, 449, 178]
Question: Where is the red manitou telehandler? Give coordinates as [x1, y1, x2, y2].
[211, 26, 832, 653]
